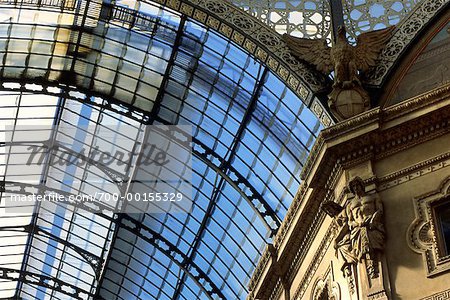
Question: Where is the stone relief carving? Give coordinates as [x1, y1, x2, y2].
[322, 201, 357, 294]
[407, 176, 450, 276]
[312, 265, 341, 300]
[347, 177, 385, 279]
[322, 176, 388, 299]
[283, 26, 394, 121]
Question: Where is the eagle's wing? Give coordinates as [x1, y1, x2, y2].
[282, 34, 333, 74]
[354, 26, 395, 72]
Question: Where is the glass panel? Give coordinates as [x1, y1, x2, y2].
[0, 2, 323, 300]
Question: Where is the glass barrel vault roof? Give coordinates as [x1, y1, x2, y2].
[0, 0, 323, 299]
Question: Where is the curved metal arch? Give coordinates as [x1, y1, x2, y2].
[101, 214, 227, 300]
[144, 0, 329, 91]
[1, 181, 228, 299]
[101, 0, 330, 95]
[3, 0, 446, 120]
[0, 224, 103, 279]
[191, 137, 281, 232]
[0, 82, 282, 233]
[365, 0, 448, 86]
[0, 267, 93, 300]
[0, 0, 332, 123]
[143, 0, 333, 124]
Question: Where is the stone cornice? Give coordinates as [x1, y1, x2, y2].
[383, 83, 450, 121]
[301, 83, 450, 183]
[247, 245, 274, 293]
[248, 83, 450, 299]
[378, 152, 450, 191]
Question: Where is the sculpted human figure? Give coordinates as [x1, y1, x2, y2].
[346, 177, 385, 278]
[321, 201, 357, 292]
[334, 208, 357, 292]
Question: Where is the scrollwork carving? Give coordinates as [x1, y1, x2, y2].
[407, 176, 450, 276]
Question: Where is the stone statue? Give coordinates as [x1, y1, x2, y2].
[322, 177, 387, 297]
[283, 26, 395, 121]
[322, 201, 357, 292]
[322, 201, 357, 266]
[346, 177, 385, 278]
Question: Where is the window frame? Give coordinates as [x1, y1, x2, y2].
[431, 195, 450, 259]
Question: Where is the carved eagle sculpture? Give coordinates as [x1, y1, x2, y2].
[283, 25, 395, 89]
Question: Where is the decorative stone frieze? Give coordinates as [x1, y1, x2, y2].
[248, 83, 450, 300]
[421, 288, 450, 300]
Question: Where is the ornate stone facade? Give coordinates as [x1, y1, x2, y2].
[312, 265, 341, 300]
[407, 176, 450, 276]
[248, 82, 450, 300]
[244, 3, 449, 300]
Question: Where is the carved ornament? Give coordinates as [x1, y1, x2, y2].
[407, 176, 450, 276]
[311, 265, 341, 300]
[283, 26, 394, 121]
